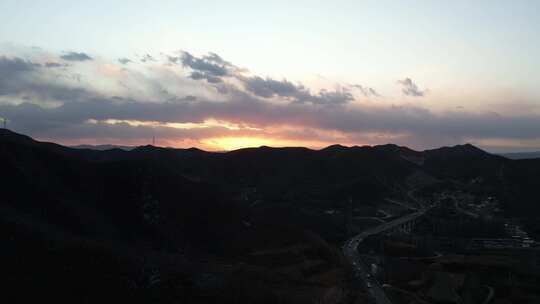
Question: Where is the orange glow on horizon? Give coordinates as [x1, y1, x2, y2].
[202, 137, 280, 151]
[200, 136, 351, 151]
[81, 118, 374, 150]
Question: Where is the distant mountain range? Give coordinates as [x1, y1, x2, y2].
[500, 151, 540, 160]
[69, 143, 540, 160]
[2, 129, 540, 303]
[71, 144, 135, 151]
[2, 128, 538, 216]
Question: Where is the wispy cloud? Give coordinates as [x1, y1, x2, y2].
[140, 54, 156, 63]
[398, 77, 426, 97]
[241, 76, 353, 105]
[44, 62, 69, 68]
[60, 52, 93, 62]
[178, 51, 239, 83]
[118, 58, 132, 65]
[350, 84, 380, 97]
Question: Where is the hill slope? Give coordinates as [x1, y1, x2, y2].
[2, 129, 539, 303]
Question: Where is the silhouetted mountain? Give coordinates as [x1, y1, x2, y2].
[2, 130, 539, 303]
[71, 144, 135, 151]
[0, 130, 354, 303]
[422, 143, 509, 180]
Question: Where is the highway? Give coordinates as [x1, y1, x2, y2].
[342, 209, 427, 304]
[453, 200, 479, 218]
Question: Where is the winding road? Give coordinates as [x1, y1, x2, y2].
[342, 209, 428, 304]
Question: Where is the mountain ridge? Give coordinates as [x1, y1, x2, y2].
[0, 128, 497, 156]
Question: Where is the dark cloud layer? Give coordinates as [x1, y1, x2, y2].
[0, 56, 38, 95]
[0, 56, 93, 103]
[2, 90, 540, 149]
[0, 56, 38, 73]
[60, 52, 93, 62]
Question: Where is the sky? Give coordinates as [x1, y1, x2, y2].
[1, 1, 540, 152]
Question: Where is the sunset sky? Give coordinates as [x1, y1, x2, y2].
[1, 1, 540, 152]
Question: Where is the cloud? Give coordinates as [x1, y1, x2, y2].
[118, 58, 132, 65]
[179, 52, 353, 105]
[241, 76, 353, 105]
[60, 52, 93, 62]
[180, 51, 238, 83]
[167, 55, 181, 65]
[2, 46, 540, 151]
[242, 76, 300, 98]
[0, 56, 39, 73]
[0, 56, 95, 103]
[0, 56, 40, 95]
[44, 62, 69, 68]
[190, 71, 223, 83]
[351, 84, 380, 97]
[306, 88, 353, 105]
[140, 54, 156, 63]
[0, 57, 67, 71]
[398, 77, 426, 97]
[3, 87, 540, 150]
